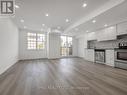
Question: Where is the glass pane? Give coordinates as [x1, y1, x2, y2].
[27, 32, 37, 50]
[37, 42, 44, 49]
[61, 36, 67, 47]
[37, 34, 45, 49]
[27, 33, 45, 50]
[60, 36, 73, 56]
[61, 36, 67, 56]
[67, 37, 72, 47]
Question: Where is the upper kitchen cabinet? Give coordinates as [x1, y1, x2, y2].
[87, 32, 97, 41]
[117, 21, 127, 35]
[97, 25, 117, 41]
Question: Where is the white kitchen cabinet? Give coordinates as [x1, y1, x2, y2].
[106, 50, 115, 67]
[117, 21, 127, 35]
[97, 25, 117, 41]
[87, 32, 96, 41]
[84, 49, 95, 62]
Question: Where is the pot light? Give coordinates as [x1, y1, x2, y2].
[82, 3, 87, 8]
[57, 26, 61, 29]
[86, 30, 89, 32]
[24, 26, 27, 29]
[92, 20, 96, 23]
[110, 26, 114, 29]
[104, 24, 108, 27]
[42, 24, 45, 26]
[45, 13, 49, 17]
[20, 19, 24, 23]
[15, 5, 19, 9]
[66, 19, 69, 22]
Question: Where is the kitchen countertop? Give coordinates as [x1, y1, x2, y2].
[87, 48, 115, 50]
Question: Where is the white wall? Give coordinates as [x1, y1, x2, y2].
[72, 37, 78, 56]
[0, 18, 19, 75]
[19, 29, 47, 60]
[77, 36, 85, 58]
[19, 29, 78, 60]
[77, 34, 88, 58]
[47, 32, 60, 59]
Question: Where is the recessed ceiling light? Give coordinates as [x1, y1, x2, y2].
[92, 20, 96, 23]
[24, 26, 27, 29]
[86, 30, 89, 32]
[57, 26, 61, 29]
[66, 19, 69, 22]
[104, 24, 108, 27]
[15, 5, 19, 9]
[82, 3, 87, 8]
[20, 19, 24, 23]
[45, 13, 49, 17]
[42, 24, 45, 26]
[110, 26, 114, 29]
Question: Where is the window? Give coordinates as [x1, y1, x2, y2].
[27, 32, 45, 50]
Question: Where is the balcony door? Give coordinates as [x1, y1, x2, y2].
[61, 36, 73, 56]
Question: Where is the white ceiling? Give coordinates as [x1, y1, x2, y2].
[67, 0, 127, 36]
[12, 0, 109, 31]
[12, 0, 127, 36]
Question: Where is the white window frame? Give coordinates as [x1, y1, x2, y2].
[27, 32, 45, 50]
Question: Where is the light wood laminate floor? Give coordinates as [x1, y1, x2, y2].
[0, 58, 127, 95]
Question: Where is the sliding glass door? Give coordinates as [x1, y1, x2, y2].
[61, 36, 73, 56]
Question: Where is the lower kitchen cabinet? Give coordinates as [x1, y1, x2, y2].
[84, 49, 95, 62]
[106, 50, 115, 67]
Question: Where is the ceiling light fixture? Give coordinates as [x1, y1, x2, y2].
[45, 13, 49, 17]
[110, 26, 114, 29]
[57, 26, 61, 29]
[104, 24, 108, 27]
[42, 24, 45, 26]
[15, 5, 19, 9]
[86, 30, 89, 32]
[66, 19, 69, 22]
[92, 20, 96, 23]
[20, 19, 24, 23]
[24, 26, 27, 29]
[82, 3, 87, 8]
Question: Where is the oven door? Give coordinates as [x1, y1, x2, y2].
[116, 51, 127, 61]
[115, 50, 127, 70]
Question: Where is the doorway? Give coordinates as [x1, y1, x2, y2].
[60, 36, 73, 56]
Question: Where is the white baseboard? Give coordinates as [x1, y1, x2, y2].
[0, 59, 19, 76]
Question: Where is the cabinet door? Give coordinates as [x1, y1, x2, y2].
[117, 21, 127, 35]
[97, 26, 116, 41]
[87, 32, 96, 41]
[106, 50, 115, 67]
[84, 49, 94, 62]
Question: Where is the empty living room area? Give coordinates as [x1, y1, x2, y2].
[0, 0, 127, 95]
